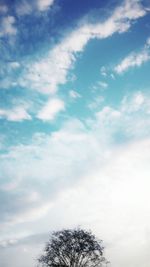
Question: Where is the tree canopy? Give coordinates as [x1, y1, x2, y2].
[38, 228, 106, 267]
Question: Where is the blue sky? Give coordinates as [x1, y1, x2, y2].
[0, 0, 150, 266]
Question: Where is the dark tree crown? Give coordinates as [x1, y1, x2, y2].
[38, 228, 106, 267]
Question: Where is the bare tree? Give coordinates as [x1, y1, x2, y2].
[38, 228, 106, 267]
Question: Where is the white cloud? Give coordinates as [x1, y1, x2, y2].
[113, 0, 146, 20]
[11, 201, 52, 225]
[37, 98, 65, 121]
[96, 106, 121, 122]
[100, 66, 107, 77]
[0, 106, 31, 122]
[50, 138, 150, 267]
[146, 36, 150, 47]
[98, 81, 108, 88]
[115, 50, 150, 74]
[21, 44, 75, 94]
[94, 91, 150, 140]
[9, 62, 20, 69]
[36, 0, 54, 11]
[0, 16, 17, 37]
[0, 238, 17, 248]
[69, 90, 81, 99]
[20, 0, 147, 94]
[1, 91, 150, 224]
[114, 37, 150, 74]
[88, 96, 104, 110]
[121, 91, 145, 112]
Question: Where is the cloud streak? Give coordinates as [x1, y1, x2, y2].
[115, 38, 150, 74]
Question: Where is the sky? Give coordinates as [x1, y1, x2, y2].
[0, 0, 150, 266]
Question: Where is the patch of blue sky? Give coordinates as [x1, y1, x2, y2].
[0, 119, 61, 151]
[59, 0, 112, 22]
[72, 16, 150, 105]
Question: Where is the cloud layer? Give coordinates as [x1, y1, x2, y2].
[0, 91, 150, 267]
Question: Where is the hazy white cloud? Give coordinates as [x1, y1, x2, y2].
[96, 106, 121, 122]
[11, 201, 52, 225]
[36, 0, 54, 11]
[0, 91, 150, 224]
[0, 91, 150, 267]
[100, 66, 107, 77]
[0, 238, 17, 248]
[15, 0, 55, 15]
[98, 81, 108, 88]
[0, 105, 31, 122]
[37, 98, 65, 121]
[121, 91, 145, 112]
[0, 62, 20, 82]
[9, 62, 20, 69]
[50, 138, 150, 267]
[0, 16, 17, 37]
[88, 96, 104, 110]
[95, 91, 150, 140]
[15, 1, 32, 16]
[146, 36, 150, 47]
[69, 90, 81, 99]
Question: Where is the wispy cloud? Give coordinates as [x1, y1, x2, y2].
[98, 81, 108, 88]
[100, 66, 107, 77]
[20, 0, 147, 94]
[115, 38, 150, 74]
[0, 105, 31, 122]
[69, 90, 81, 99]
[0, 16, 17, 37]
[37, 98, 65, 121]
[15, 0, 55, 16]
[121, 91, 145, 112]
[15, 1, 32, 16]
[88, 96, 104, 110]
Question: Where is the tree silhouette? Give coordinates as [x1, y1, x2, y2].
[38, 228, 106, 267]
